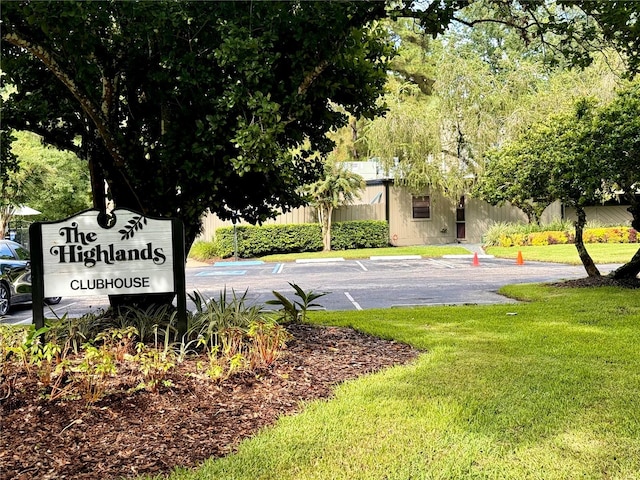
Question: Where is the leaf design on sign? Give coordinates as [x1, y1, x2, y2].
[118, 216, 148, 240]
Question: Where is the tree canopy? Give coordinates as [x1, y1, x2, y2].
[358, 4, 627, 200]
[2, 0, 639, 254]
[475, 82, 640, 279]
[1, 1, 397, 249]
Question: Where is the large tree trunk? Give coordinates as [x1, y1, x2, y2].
[609, 191, 640, 280]
[0, 207, 12, 239]
[610, 247, 640, 279]
[574, 205, 601, 277]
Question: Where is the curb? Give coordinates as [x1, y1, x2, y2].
[295, 258, 345, 263]
[442, 254, 495, 259]
[369, 255, 422, 260]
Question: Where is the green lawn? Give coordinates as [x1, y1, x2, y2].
[158, 285, 640, 480]
[193, 241, 639, 265]
[486, 243, 639, 265]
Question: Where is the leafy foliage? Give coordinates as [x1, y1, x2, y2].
[188, 240, 219, 262]
[0, 289, 295, 402]
[187, 288, 264, 353]
[359, 7, 626, 202]
[1, 1, 394, 249]
[214, 221, 389, 258]
[306, 162, 366, 251]
[586, 82, 640, 231]
[2, 0, 638, 255]
[9, 132, 92, 220]
[483, 222, 637, 247]
[476, 81, 640, 277]
[267, 282, 330, 324]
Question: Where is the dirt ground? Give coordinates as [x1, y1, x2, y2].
[1, 323, 420, 480]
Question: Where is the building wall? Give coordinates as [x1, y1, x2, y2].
[197, 183, 565, 245]
[465, 199, 562, 244]
[386, 188, 563, 246]
[387, 187, 455, 246]
[197, 184, 386, 242]
[564, 205, 633, 226]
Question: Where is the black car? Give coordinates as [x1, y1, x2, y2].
[0, 239, 61, 316]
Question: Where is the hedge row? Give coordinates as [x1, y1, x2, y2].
[214, 221, 389, 258]
[497, 227, 638, 247]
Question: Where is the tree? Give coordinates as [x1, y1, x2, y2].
[474, 140, 555, 226]
[475, 103, 606, 276]
[586, 81, 640, 279]
[0, 108, 20, 238]
[10, 131, 93, 221]
[544, 100, 605, 278]
[0, 133, 48, 238]
[1, 1, 397, 253]
[1, 131, 92, 238]
[306, 163, 365, 252]
[4, 1, 637, 249]
[3, 1, 638, 243]
[358, 6, 625, 202]
[476, 85, 640, 279]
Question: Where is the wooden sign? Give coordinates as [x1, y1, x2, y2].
[30, 209, 187, 334]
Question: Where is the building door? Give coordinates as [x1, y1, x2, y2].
[456, 196, 466, 240]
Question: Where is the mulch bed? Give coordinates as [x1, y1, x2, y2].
[0, 324, 420, 480]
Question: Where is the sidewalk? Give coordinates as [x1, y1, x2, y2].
[460, 243, 487, 255]
[443, 243, 494, 259]
[186, 258, 211, 268]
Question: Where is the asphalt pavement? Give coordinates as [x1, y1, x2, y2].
[2, 248, 617, 326]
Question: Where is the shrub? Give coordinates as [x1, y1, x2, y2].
[214, 221, 389, 258]
[546, 231, 569, 245]
[484, 221, 636, 247]
[331, 221, 389, 250]
[584, 227, 631, 243]
[528, 231, 569, 246]
[214, 224, 323, 258]
[529, 233, 549, 246]
[189, 240, 218, 261]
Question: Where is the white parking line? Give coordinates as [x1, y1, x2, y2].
[428, 259, 456, 269]
[295, 258, 345, 263]
[344, 292, 362, 310]
[356, 261, 368, 271]
[370, 255, 422, 260]
[11, 318, 32, 325]
[47, 302, 79, 315]
[4, 302, 81, 326]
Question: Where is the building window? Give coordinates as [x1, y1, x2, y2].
[412, 195, 431, 219]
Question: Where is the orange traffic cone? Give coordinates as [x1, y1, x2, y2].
[472, 252, 480, 266]
[516, 251, 524, 265]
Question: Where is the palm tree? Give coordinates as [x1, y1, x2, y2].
[306, 162, 365, 251]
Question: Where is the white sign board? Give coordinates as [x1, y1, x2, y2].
[39, 210, 175, 297]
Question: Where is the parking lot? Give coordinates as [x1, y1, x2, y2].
[2, 255, 614, 326]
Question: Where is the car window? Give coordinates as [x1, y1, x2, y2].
[13, 245, 30, 260]
[0, 243, 16, 260]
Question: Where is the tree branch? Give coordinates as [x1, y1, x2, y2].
[298, 60, 330, 96]
[2, 30, 126, 168]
